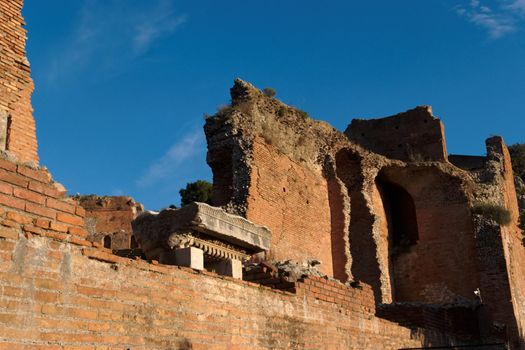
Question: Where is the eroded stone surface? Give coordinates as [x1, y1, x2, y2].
[132, 202, 271, 260]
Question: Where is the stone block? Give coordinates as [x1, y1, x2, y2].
[132, 202, 271, 260]
[207, 259, 243, 279]
[174, 247, 203, 271]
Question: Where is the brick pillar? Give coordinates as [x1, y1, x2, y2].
[0, 0, 39, 164]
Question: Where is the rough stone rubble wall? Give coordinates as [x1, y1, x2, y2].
[0, 0, 38, 164]
[471, 137, 525, 347]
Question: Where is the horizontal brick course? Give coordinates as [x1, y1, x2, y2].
[0, 230, 459, 349]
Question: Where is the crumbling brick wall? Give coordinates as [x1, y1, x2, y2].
[2, 0, 525, 347]
[0, 0, 38, 164]
[345, 106, 448, 162]
[205, 81, 481, 306]
[0, 149, 471, 349]
[374, 164, 479, 303]
[77, 195, 143, 250]
[469, 137, 525, 348]
[0, 157, 88, 245]
[203, 81, 525, 347]
[205, 80, 355, 279]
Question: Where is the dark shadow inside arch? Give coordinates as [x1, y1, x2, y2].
[376, 173, 419, 301]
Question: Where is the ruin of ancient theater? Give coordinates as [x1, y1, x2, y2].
[0, 0, 524, 348]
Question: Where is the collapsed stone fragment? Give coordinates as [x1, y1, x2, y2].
[132, 202, 271, 279]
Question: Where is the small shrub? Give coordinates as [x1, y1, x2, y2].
[277, 106, 287, 117]
[296, 109, 309, 119]
[263, 87, 276, 98]
[471, 203, 512, 226]
[232, 101, 252, 114]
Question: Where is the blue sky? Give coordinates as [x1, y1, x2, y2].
[24, 0, 525, 210]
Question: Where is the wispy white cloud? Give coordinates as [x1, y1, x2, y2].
[133, 6, 186, 54]
[136, 129, 205, 187]
[505, 0, 525, 14]
[44, 0, 186, 84]
[455, 0, 524, 39]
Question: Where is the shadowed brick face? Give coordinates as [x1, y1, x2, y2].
[374, 166, 479, 303]
[492, 138, 525, 341]
[0, 0, 38, 164]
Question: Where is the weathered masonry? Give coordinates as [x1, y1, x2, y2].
[0, 0, 524, 349]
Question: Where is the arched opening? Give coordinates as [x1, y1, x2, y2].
[103, 235, 111, 249]
[379, 180, 419, 250]
[376, 166, 479, 303]
[376, 175, 419, 301]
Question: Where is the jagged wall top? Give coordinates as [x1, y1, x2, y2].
[346, 106, 448, 162]
[206, 78, 353, 173]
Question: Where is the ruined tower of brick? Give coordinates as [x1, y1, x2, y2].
[0, 0, 38, 164]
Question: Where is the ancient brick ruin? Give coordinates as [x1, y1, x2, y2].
[0, 1, 524, 349]
[77, 195, 143, 251]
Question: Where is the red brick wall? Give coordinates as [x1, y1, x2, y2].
[0, 0, 38, 164]
[78, 196, 143, 250]
[0, 155, 456, 350]
[0, 158, 88, 244]
[0, 230, 464, 349]
[377, 303, 481, 341]
[345, 106, 447, 162]
[245, 139, 336, 277]
[375, 166, 479, 303]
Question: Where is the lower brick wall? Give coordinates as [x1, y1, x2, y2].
[0, 232, 464, 350]
[377, 303, 481, 342]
